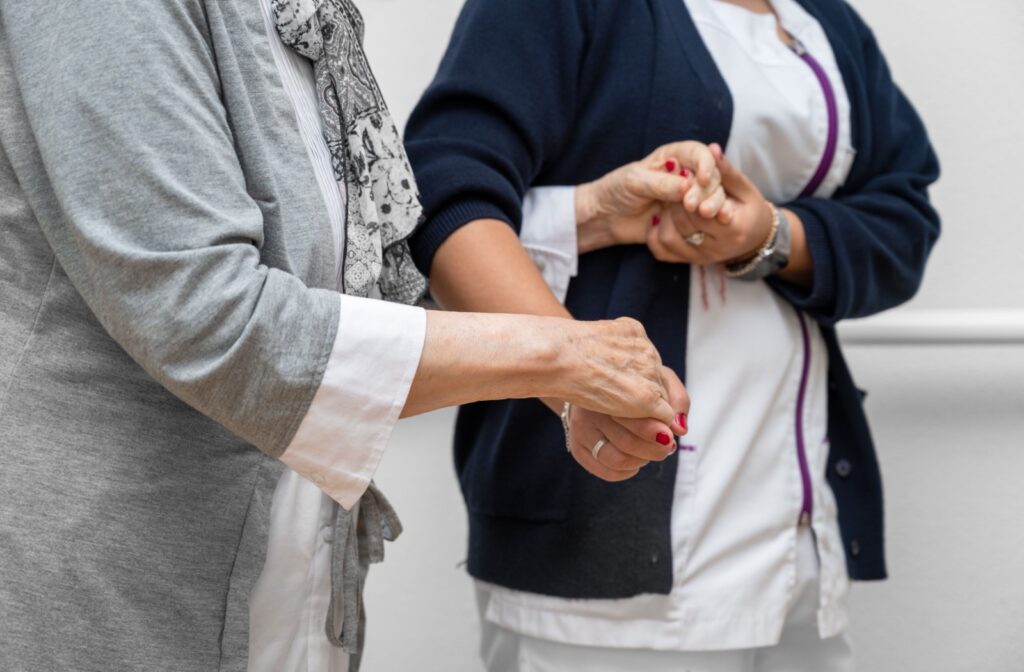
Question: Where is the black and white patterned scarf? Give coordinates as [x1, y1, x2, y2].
[271, 0, 423, 665]
[272, 0, 426, 304]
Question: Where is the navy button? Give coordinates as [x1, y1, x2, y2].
[835, 459, 852, 478]
[850, 539, 861, 557]
[650, 552, 659, 565]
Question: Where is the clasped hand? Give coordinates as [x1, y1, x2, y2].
[576, 141, 775, 266]
[566, 141, 774, 482]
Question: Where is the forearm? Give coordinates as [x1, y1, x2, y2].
[426, 218, 575, 414]
[402, 310, 566, 417]
[430, 219, 571, 318]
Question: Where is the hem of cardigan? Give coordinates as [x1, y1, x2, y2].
[466, 511, 674, 600]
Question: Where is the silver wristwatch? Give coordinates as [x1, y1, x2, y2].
[724, 203, 792, 281]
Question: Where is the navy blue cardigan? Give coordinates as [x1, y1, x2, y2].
[406, 0, 940, 598]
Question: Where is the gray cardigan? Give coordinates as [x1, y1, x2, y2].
[0, 2, 343, 669]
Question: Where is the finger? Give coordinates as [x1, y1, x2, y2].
[645, 227, 688, 264]
[698, 187, 727, 219]
[716, 199, 737, 225]
[647, 397, 679, 429]
[659, 366, 691, 435]
[694, 150, 719, 190]
[651, 141, 717, 189]
[659, 208, 702, 259]
[667, 204, 718, 251]
[597, 443, 651, 472]
[625, 167, 692, 205]
[604, 415, 676, 460]
[684, 178, 723, 216]
[684, 182, 703, 213]
[571, 416, 648, 470]
[718, 154, 756, 200]
[710, 142, 725, 164]
[648, 211, 709, 265]
[570, 439, 640, 482]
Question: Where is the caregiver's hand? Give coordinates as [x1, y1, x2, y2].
[646, 150, 774, 266]
[566, 366, 690, 482]
[574, 141, 730, 254]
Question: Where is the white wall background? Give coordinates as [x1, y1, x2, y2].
[355, 1, 1024, 670]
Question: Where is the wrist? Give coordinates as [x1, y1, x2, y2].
[731, 198, 776, 264]
[575, 181, 617, 254]
[724, 202, 791, 281]
[516, 315, 576, 400]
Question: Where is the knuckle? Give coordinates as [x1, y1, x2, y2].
[618, 317, 645, 338]
[605, 451, 627, 470]
[642, 386, 662, 409]
[614, 438, 638, 458]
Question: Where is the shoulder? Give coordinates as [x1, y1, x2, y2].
[796, 0, 874, 40]
[454, 0, 594, 22]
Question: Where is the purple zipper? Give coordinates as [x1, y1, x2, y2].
[794, 309, 813, 527]
[791, 39, 839, 199]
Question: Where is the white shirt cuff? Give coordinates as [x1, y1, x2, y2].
[519, 186, 579, 304]
[280, 294, 427, 510]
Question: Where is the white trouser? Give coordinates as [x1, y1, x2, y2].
[477, 532, 855, 672]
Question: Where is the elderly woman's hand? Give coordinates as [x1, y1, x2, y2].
[548, 317, 689, 430]
[575, 141, 730, 254]
[565, 365, 688, 482]
[646, 147, 774, 266]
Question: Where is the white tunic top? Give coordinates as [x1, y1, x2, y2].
[248, 1, 426, 670]
[492, 0, 856, 651]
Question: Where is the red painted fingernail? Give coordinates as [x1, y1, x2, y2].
[679, 167, 690, 178]
[676, 413, 688, 432]
[652, 215, 660, 227]
[656, 432, 672, 446]
[665, 160, 677, 173]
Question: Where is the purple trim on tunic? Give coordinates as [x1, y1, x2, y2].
[788, 40, 840, 524]
[794, 42, 840, 198]
[794, 309, 814, 525]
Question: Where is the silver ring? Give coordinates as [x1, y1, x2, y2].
[686, 231, 706, 246]
[591, 437, 608, 460]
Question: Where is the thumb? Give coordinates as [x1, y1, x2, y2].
[718, 155, 757, 202]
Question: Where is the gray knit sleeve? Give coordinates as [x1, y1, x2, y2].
[0, 1, 340, 456]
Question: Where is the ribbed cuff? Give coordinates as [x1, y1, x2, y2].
[768, 202, 838, 322]
[410, 198, 515, 275]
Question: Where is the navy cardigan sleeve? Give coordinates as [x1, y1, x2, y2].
[407, 0, 940, 326]
[769, 3, 941, 325]
[405, 0, 590, 275]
